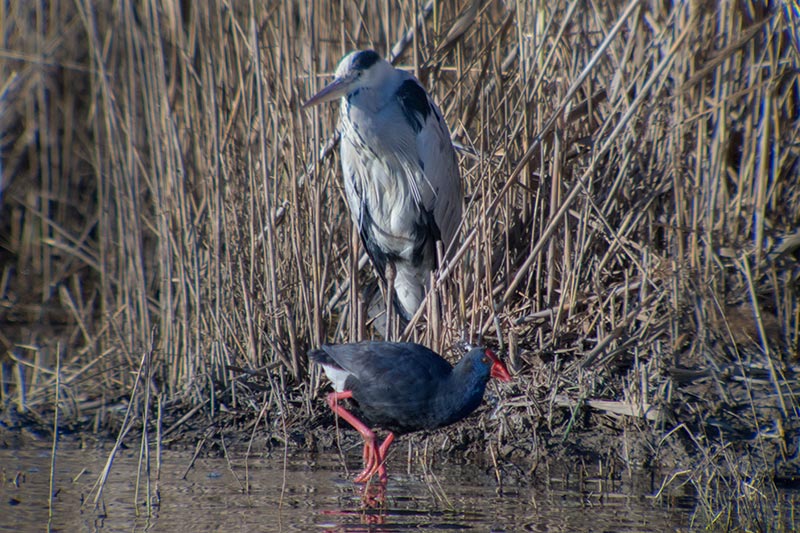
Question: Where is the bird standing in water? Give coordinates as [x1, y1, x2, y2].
[310, 342, 511, 483]
[304, 50, 462, 327]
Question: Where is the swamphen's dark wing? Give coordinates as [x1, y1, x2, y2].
[311, 342, 454, 434]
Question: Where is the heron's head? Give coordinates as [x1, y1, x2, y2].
[303, 50, 394, 107]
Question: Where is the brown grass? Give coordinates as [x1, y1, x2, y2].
[1, 0, 799, 529]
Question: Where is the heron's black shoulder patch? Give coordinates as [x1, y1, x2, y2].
[396, 80, 431, 133]
[351, 50, 381, 71]
[412, 209, 442, 267]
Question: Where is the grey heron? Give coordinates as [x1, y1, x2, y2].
[305, 50, 462, 325]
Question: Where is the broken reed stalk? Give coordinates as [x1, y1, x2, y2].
[90, 348, 149, 506]
[134, 341, 154, 517]
[48, 342, 60, 522]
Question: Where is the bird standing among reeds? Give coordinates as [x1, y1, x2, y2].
[304, 50, 462, 328]
[310, 341, 511, 482]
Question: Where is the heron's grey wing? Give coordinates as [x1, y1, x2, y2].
[415, 99, 462, 251]
[395, 77, 463, 252]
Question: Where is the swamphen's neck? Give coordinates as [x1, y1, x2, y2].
[433, 349, 495, 428]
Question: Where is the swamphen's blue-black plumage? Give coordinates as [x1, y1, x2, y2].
[310, 341, 511, 482]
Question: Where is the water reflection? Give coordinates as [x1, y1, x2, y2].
[0, 442, 702, 532]
[312, 474, 686, 533]
[318, 481, 488, 531]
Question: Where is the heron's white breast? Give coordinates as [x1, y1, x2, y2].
[340, 110, 425, 256]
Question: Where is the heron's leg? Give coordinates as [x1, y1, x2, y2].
[384, 262, 396, 341]
[326, 391, 384, 483]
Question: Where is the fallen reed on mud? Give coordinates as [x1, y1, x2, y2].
[1, 1, 798, 529]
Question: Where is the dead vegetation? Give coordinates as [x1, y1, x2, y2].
[1, 0, 799, 529]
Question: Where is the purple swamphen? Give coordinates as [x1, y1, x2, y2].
[310, 341, 512, 482]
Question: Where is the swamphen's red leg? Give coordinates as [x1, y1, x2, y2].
[355, 431, 395, 483]
[374, 432, 395, 481]
[326, 391, 389, 483]
[355, 430, 395, 482]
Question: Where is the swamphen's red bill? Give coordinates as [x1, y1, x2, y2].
[484, 349, 512, 382]
[309, 341, 512, 483]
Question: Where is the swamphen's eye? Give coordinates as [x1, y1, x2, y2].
[481, 355, 490, 365]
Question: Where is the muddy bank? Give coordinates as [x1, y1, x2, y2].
[2, 356, 797, 491]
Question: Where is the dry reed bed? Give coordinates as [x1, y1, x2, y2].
[1, 0, 799, 528]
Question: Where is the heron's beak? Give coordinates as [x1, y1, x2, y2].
[303, 74, 355, 108]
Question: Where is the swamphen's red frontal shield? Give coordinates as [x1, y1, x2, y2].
[310, 341, 512, 483]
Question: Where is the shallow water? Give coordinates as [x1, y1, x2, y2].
[1, 443, 698, 532]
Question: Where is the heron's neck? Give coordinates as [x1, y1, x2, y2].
[345, 74, 402, 113]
